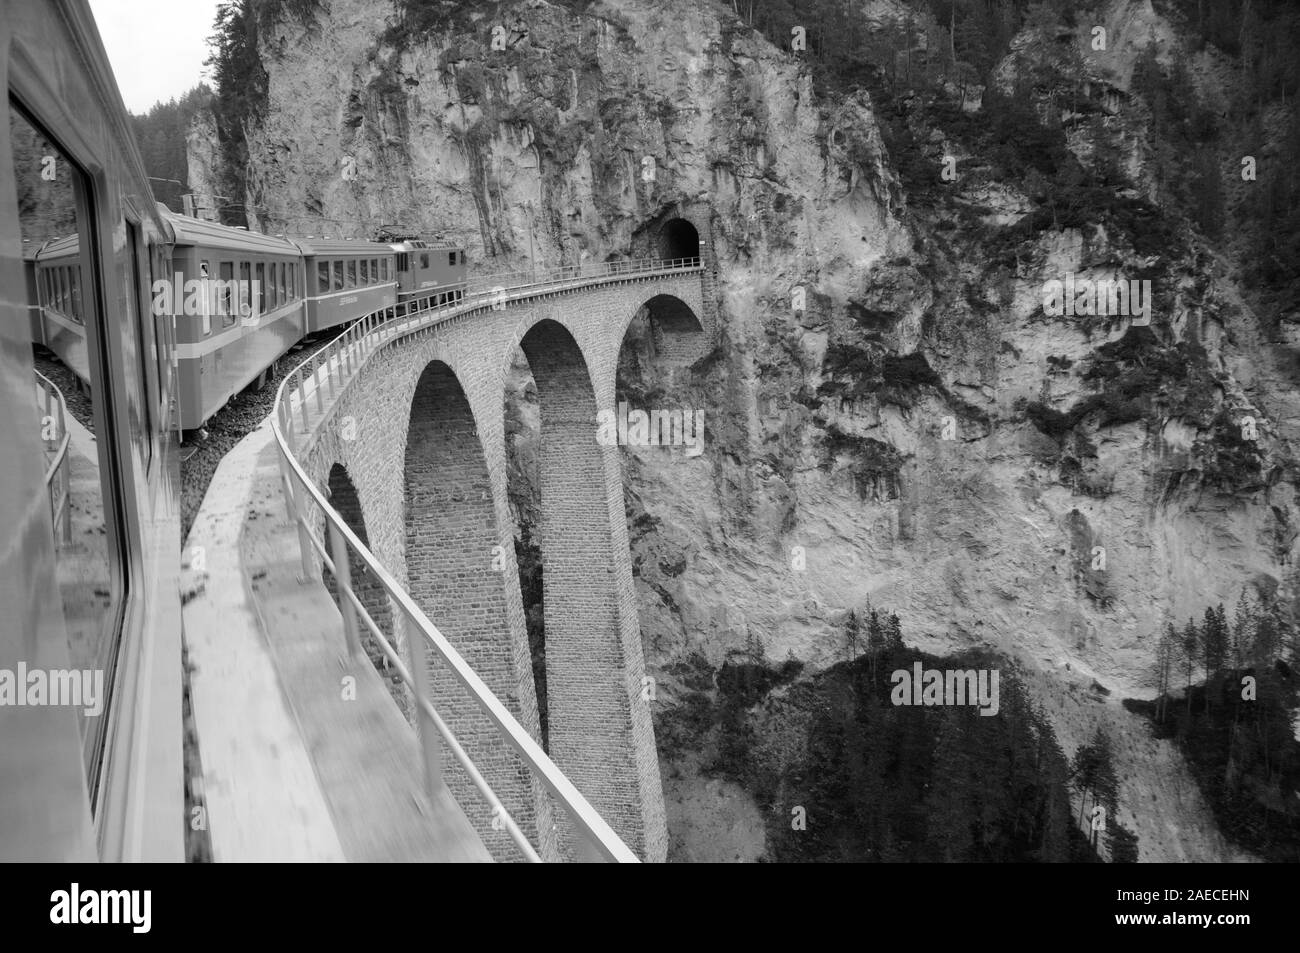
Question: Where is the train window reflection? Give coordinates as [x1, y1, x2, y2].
[239, 261, 251, 316]
[11, 99, 125, 792]
[220, 261, 235, 327]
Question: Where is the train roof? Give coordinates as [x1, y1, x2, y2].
[33, 234, 81, 262]
[161, 210, 301, 255]
[388, 239, 462, 251]
[286, 237, 396, 257]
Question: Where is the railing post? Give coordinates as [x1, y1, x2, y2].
[402, 607, 443, 796]
[288, 471, 315, 581]
[297, 369, 310, 433]
[53, 391, 71, 544]
[42, 384, 53, 451]
[314, 354, 325, 414]
[328, 519, 363, 658]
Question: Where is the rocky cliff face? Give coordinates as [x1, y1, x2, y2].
[197, 0, 1300, 861]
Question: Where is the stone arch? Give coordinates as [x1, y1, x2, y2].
[619, 293, 708, 383]
[320, 462, 402, 702]
[517, 317, 665, 859]
[402, 358, 546, 858]
[657, 217, 700, 262]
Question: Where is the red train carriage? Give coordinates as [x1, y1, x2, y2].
[289, 238, 397, 333]
[21, 244, 41, 343]
[32, 233, 94, 386]
[164, 211, 306, 430]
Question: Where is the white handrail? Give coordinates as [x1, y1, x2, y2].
[270, 256, 702, 862]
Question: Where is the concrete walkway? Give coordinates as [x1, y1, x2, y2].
[182, 407, 488, 862]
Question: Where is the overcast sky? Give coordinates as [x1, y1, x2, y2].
[89, 0, 224, 114]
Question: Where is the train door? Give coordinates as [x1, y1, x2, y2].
[1, 97, 130, 857]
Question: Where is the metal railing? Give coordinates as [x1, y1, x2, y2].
[270, 255, 702, 862]
[35, 370, 72, 547]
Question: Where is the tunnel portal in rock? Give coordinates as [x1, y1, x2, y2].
[658, 218, 700, 262]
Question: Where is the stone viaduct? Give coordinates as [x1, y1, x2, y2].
[293, 214, 715, 863]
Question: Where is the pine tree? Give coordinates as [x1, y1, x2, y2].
[845, 609, 860, 662]
[1149, 623, 1178, 724]
[1180, 618, 1200, 717]
[1201, 604, 1229, 713]
[884, 612, 904, 651]
[866, 607, 885, 683]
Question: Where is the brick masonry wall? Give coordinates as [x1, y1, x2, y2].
[297, 268, 713, 863]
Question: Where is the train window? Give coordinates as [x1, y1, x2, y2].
[255, 262, 266, 315]
[219, 262, 235, 327]
[278, 262, 286, 306]
[381, 259, 389, 281]
[126, 225, 153, 475]
[238, 262, 251, 319]
[370, 258, 379, 282]
[346, 259, 356, 288]
[198, 260, 211, 335]
[69, 267, 81, 323]
[359, 259, 368, 283]
[316, 260, 327, 291]
[148, 243, 172, 438]
[331, 261, 343, 292]
[420, 253, 429, 269]
[9, 98, 128, 793]
[397, 253, 408, 272]
[448, 251, 456, 267]
[288, 263, 296, 301]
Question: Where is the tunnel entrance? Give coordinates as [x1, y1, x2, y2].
[658, 218, 700, 263]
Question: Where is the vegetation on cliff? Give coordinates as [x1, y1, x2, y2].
[1131, 596, 1300, 861]
[656, 608, 1137, 862]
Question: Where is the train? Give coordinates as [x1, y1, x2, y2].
[30, 215, 467, 432]
[0, 0, 469, 861]
[2, 0, 181, 862]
